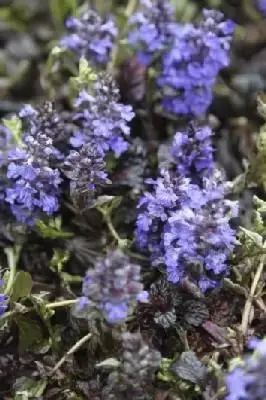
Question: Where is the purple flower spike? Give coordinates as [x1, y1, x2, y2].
[79, 250, 148, 324]
[5, 102, 63, 225]
[157, 9, 235, 117]
[135, 165, 238, 291]
[61, 8, 117, 65]
[72, 73, 134, 158]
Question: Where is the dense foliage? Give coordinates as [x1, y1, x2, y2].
[1, 0, 266, 399]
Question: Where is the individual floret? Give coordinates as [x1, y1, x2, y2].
[78, 250, 148, 324]
[60, 8, 117, 64]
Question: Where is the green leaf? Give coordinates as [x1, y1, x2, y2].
[239, 227, 263, 248]
[10, 271, 32, 302]
[14, 377, 47, 399]
[3, 115, 22, 146]
[49, 0, 77, 28]
[36, 217, 73, 239]
[254, 195, 266, 213]
[96, 357, 121, 369]
[248, 122, 266, 192]
[69, 57, 97, 95]
[257, 95, 266, 121]
[90, 195, 118, 209]
[30, 294, 54, 321]
[14, 315, 43, 352]
[97, 196, 123, 216]
[60, 272, 82, 283]
[50, 248, 70, 273]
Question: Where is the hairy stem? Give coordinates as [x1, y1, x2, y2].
[241, 254, 265, 335]
[100, 211, 128, 249]
[125, 0, 138, 18]
[46, 299, 77, 309]
[50, 332, 92, 374]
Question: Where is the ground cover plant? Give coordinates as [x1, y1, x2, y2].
[1, 0, 266, 399]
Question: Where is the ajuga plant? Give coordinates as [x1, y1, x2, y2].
[5, 103, 64, 225]
[78, 250, 148, 324]
[128, 0, 235, 117]
[2, 64, 135, 224]
[103, 331, 161, 400]
[1, 1, 266, 399]
[70, 72, 135, 157]
[135, 125, 238, 291]
[60, 7, 118, 65]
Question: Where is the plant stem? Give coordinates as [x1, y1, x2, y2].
[107, 0, 138, 71]
[125, 250, 149, 261]
[243, 0, 261, 21]
[100, 211, 128, 249]
[50, 332, 92, 374]
[46, 299, 77, 309]
[0, 310, 17, 322]
[4, 245, 21, 296]
[124, 0, 138, 18]
[241, 254, 266, 335]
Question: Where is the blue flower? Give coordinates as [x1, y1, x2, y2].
[60, 8, 117, 64]
[157, 9, 235, 117]
[62, 142, 109, 203]
[5, 102, 63, 225]
[128, 0, 174, 65]
[257, 0, 266, 15]
[136, 167, 238, 291]
[225, 337, 266, 400]
[171, 124, 214, 181]
[72, 74, 134, 157]
[78, 250, 148, 324]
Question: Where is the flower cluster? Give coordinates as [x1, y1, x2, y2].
[157, 9, 235, 116]
[257, 0, 266, 15]
[5, 103, 63, 225]
[62, 142, 109, 203]
[60, 8, 117, 64]
[136, 167, 237, 291]
[225, 337, 266, 400]
[171, 124, 214, 181]
[104, 331, 161, 399]
[164, 172, 238, 291]
[71, 73, 135, 157]
[78, 250, 148, 324]
[128, 0, 174, 65]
